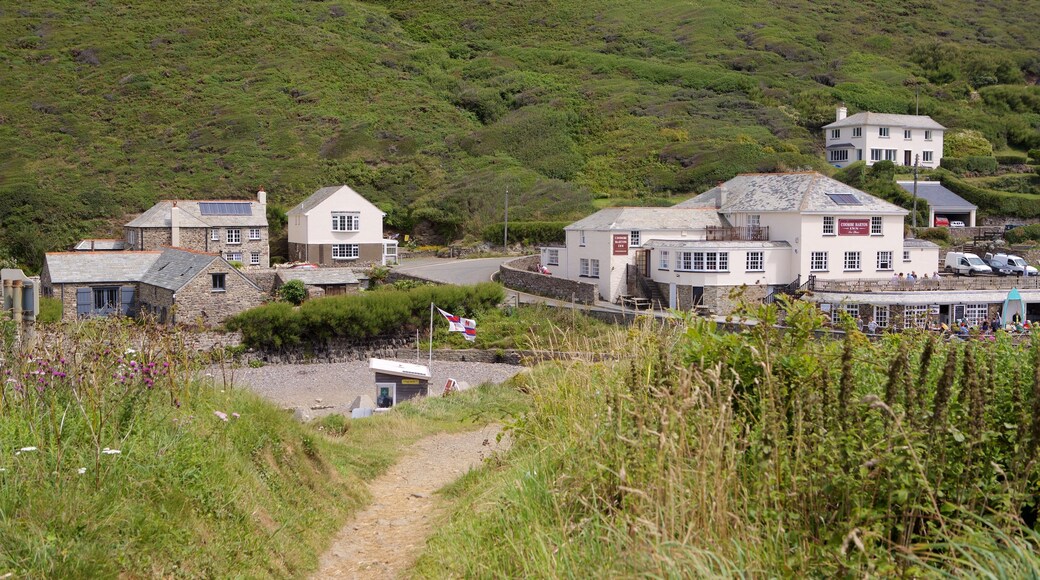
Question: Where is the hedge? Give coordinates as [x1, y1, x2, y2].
[1004, 224, 1040, 244]
[938, 173, 1040, 218]
[1030, 148, 1040, 163]
[226, 282, 505, 349]
[482, 221, 568, 246]
[939, 156, 999, 175]
[995, 153, 1029, 166]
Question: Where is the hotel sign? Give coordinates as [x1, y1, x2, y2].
[612, 234, 629, 255]
[838, 219, 870, 235]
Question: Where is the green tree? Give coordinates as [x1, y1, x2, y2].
[944, 130, 994, 158]
[278, 279, 308, 305]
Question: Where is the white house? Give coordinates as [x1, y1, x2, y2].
[823, 107, 945, 169]
[287, 185, 398, 266]
[544, 172, 941, 313]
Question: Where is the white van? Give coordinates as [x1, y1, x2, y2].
[944, 252, 993, 276]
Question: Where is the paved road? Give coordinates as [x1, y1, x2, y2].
[393, 256, 513, 285]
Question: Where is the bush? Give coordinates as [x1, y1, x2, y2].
[939, 156, 999, 175]
[228, 283, 505, 350]
[916, 227, 951, 244]
[995, 153, 1029, 166]
[1029, 148, 1040, 163]
[278, 279, 307, 305]
[481, 221, 568, 246]
[938, 172, 1040, 218]
[944, 129, 994, 158]
[1004, 224, 1040, 244]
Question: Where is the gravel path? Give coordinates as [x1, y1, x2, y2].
[312, 425, 507, 579]
[215, 360, 523, 418]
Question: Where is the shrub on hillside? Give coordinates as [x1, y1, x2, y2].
[1004, 224, 1040, 244]
[944, 129, 994, 158]
[481, 221, 567, 246]
[1030, 148, 1040, 163]
[939, 156, 999, 175]
[995, 153, 1029, 166]
[227, 283, 505, 349]
[916, 227, 951, 244]
[938, 172, 1040, 218]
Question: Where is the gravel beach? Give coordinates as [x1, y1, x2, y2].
[214, 359, 523, 418]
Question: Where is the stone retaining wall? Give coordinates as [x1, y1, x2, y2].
[499, 255, 597, 304]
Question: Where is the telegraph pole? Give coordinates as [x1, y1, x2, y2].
[912, 154, 920, 233]
[503, 187, 509, 249]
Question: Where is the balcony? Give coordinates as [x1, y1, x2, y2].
[705, 225, 769, 241]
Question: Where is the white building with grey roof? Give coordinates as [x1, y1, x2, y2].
[543, 172, 940, 314]
[823, 106, 946, 169]
[287, 185, 398, 266]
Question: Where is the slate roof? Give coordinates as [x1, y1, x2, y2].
[287, 184, 383, 216]
[277, 269, 362, 286]
[125, 200, 267, 228]
[74, 239, 126, 251]
[823, 112, 946, 130]
[896, 181, 977, 211]
[45, 252, 160, 284]
[903, 238, 941, 249]
[564, 207, 722, 231]
[676, 172, 908, 215]
[140, 248, 222, 291]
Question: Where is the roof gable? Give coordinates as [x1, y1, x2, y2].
[44, 252, 161, 284]
[140, 248, 220, 291]
[287, 185, 384, 216]
[823, 112, 946, 130]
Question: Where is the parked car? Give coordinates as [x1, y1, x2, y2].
[944, 252, 993, 276]
[934, 216, 950, 227]
[950, 220, 966, 228]
[984, 253, 1038, 276]
[1005, 224, 1025, 232]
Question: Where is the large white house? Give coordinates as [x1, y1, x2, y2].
[542, 172, 940, 313]
[287, 185, 398, 266]
[823, 107, 945, 169]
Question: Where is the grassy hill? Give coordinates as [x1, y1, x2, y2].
[2, 0, 1040, 267]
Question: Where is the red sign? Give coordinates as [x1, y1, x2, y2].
[612, 234, 629, 255]
[838, 219, 870, 235]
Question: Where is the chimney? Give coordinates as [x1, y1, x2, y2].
[717, 182, 727, 209]
[171, 201, 181, 247]
[257, 187, 267, 206]
[836, 104, 847, 121]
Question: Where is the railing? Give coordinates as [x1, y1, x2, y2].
[704, 225, 769, 241]
[765, 276, 801, 304]
[809, 275, 1040, 293]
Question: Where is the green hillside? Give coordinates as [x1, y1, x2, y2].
[2, 0, 1040, 267]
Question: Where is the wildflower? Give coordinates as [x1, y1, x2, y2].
[77, 467, 87, 475]
[101, 448, 121, 455]
[214, 411, 229, 422]
[17, 446, 38, 454]
[232, 412, 240, 419]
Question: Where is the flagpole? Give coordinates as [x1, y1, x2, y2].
[428, 302, 434, 371]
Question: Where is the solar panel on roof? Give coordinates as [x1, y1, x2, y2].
[827, 193, 862, 205]
[198, 202, 252, 216]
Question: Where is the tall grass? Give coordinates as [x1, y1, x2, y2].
[416, 300, 1040, 576]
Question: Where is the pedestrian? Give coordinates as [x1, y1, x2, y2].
[867, 317, 878, 334]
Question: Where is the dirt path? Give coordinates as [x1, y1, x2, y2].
[312, 425, 506, 579]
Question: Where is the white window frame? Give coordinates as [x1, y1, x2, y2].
[829, 150, 849, 162]
[579, 258, 590, 277]
[964, 304, 988, 326]
[877, 251, 893, 271]
[226, 229, 241, 244]
[904, 129, 912, 139]
[630, 230, 640, 247]
[885, 149, 898, 162]
[546, 249, 559, 266]
[677, 252, 693, 271]
[248, 228, 261, 240]
[747, 214, 761, 227]
[590, 259, 600, 278]
[922, 151, 933, 162]
[879, 127, 890, 138]
[746, 251, 764, 272]
[226, 252, 242, 263]
[659, 250, 670, 270]
[852, 127, 862, 138]
[903, 250, 911, 262]
[844, 251, 861, 272]
[904, 305, 928, 329]
[823, 216, 835, 236]
[924, 130, 932, 141]
[810, 251, 828, 272]
[331, 212, 360, 232]
[870, 149, 882, 162]
[250, 251, 260, 266]
[211, 228, 220, 242]
[831, 129, 840, 139]
[332, 244, 359, 260]
[874, 305, 889, 328]
[870, 216, 883, 236]
[579, 230, 586, 247]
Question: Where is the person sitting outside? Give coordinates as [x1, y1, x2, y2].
[981, 319, 990, 333]
[959, 321, 970, 337]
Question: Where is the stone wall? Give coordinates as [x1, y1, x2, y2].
[138, 283, 175, 323]
[244, 269, 279, 294]
[701, 284, 769, 315]
[288, 242, 385, 267]
[170, 261, 266, 326]
[500, 255, 598, 304]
